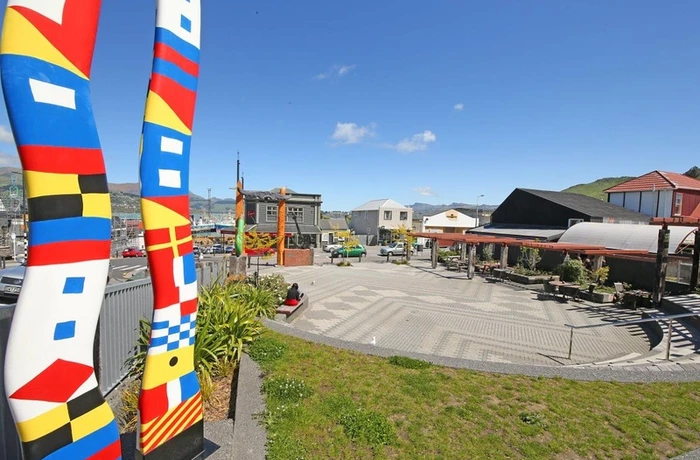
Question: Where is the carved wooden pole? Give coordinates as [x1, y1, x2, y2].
[500, 243, 509, 269]
[431, 238, 438, 268]
[277, 186, 286, 266]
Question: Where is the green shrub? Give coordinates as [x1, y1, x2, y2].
[125, 280, 266, 399]
[251, 273, 289, 304]
[519, 247, 542, 270]
[555, 259, 587, 284]
[338, 407, 397, 447]
[392, 259, 409, 265]
[248, 336, 288, 367]
[480, 243, 494, 262]
[388, 355, 431, 369]
[438, 249, 459, 263]
[263, 376, 313, 404]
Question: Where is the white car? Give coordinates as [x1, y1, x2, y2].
[323, 243, 343, 252]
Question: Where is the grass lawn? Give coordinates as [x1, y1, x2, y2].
[246, 330, 700, 460]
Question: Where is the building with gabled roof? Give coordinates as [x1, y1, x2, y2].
[350, 199, 413, 245]
[605, 170, 700, 218]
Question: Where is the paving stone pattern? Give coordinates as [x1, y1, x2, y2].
[265, 260, 653, 366]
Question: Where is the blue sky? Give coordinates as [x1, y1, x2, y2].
[1, 1, 699, 211]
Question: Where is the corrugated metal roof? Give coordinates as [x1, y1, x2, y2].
[604, 171, 700, 193]
[469, 224, 565, 241]
[558, 222, 695, 253]
[352, 199, 408, 211]
[319, 218, 349, 231]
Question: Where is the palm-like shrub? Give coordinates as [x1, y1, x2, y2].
[125, 279, 268, 399]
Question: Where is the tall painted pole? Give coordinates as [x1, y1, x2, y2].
[235, 180, 244, 256]
[277, 186, 287, 266]
[1, 1, 121, 458]
[136, 1, 204, 459]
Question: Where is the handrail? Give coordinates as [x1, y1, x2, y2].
[564, 311, 700, 330]
[565, 311, 700, 361]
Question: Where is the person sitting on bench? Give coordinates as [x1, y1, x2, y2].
[284, 282, 304, 306]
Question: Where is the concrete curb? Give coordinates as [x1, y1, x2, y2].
[263, 319, 700, 383]
[232, 354, 267, 459]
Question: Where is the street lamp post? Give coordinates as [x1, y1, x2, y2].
[476, 194, 484, 227]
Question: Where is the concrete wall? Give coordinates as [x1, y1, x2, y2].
[284, 248, 314, 267]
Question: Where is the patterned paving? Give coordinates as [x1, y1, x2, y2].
[264, 260, 655, 366]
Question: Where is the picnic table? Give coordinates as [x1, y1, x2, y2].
[546, 281, 581, 300]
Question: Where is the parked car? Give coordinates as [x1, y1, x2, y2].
[378, 241, 415, 256]
[122, 247, 145, 258]
[323, 243, 343, 253]
[0, 261, 25, 301]
[332, 244, 367, 258]
[225, 245, 234, 254]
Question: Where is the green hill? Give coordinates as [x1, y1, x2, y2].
[562, 177, 634, 200]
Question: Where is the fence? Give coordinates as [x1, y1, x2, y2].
[0, 259, 226, 460]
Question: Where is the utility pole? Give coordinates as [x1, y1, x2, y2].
[207, 188, 212, 220]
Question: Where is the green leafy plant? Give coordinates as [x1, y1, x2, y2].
[388, 355, 431, 369]
[438, 249, 459, 263]
[555, 259, 587, 284]
[392, 259, 409, 265]
[125, 280, 268, 400]
[593, 266, 609, 285]
[251, 274, 289, 305]
[519, 411, 548, 429]
[480, 243, 494, 262]
[519, 247, 541, 270]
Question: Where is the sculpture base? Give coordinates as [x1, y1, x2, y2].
[135, 420, 204, 460]
[228, 255, 247, 279]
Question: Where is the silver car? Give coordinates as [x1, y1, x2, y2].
[0, 262, 26, 302]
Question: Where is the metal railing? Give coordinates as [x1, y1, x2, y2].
[565, 312, 700, 360]
[0, 259, 226, 460]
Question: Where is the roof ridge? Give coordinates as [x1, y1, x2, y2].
[654, 170, 677, 188]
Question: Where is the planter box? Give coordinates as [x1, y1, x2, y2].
[579, 291, 614, 303]
[507, 273, 559, 285]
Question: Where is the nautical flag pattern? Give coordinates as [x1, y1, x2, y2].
[0, 1, 120, 459]
[137, 1, 204, 458]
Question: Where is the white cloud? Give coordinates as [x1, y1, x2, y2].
[0, 152, 19, 167]
[0, 125, 13, 143]
[331, 122, 376, 145]
[453, 103, 464, 112]
[314, 64, 356, 80]
[413, 186, 437, 197]
[394, 130, 437, 153]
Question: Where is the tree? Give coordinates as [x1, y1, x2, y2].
[245, 230, 278, 282]
[335, 228, 359, 263]
[391, 225, 416, 261]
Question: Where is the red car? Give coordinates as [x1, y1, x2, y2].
[122, 247, 145, 258]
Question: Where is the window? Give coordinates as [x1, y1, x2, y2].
[266, 205, 278, 222]
[400, 211, 408, 221]
[568, 218, 584, 228]
[384, 210, 392, 220]
[674, 193, 683, 216]
[287, 206, 304, 223]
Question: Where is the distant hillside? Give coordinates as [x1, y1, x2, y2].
[408, 202, 498, 219]
[562, 177, 634, 200]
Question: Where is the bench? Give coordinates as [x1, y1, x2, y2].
[275, 295, 309, 323]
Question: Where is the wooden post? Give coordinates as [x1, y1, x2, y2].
[277, 186, 286, 266]
[460, 242, 467, 262]
[690, 229, 700, 289]
[593, 255, 603, 271]
[431, 238, 438, 269]
[500, 244, 508, 269]
[467, 244, 475, 279]
[653, 224, 670, 306]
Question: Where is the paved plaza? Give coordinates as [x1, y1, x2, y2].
[264, 257, 659, 366]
